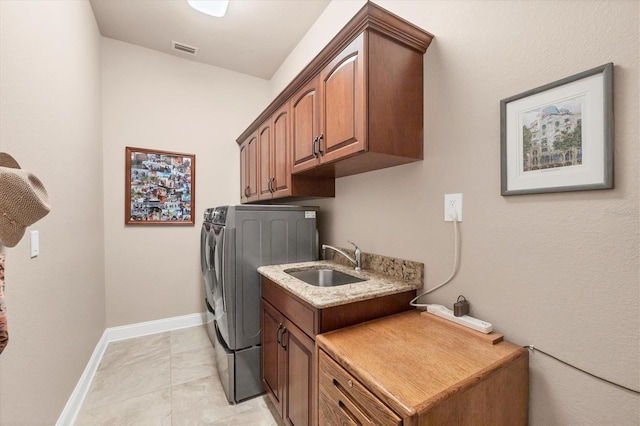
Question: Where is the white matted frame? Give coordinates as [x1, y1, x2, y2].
[500, 63, 613, 195]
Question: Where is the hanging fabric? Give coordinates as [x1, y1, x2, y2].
[0, 152, 50, 354]
[0, 251, 7, 354]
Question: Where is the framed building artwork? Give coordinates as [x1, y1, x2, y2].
[500, 63, 613, 195]
[125, 147, 195, 225]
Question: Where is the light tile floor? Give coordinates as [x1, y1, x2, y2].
[75, 325, 283, 426]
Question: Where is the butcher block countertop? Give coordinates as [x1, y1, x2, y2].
[316, 310, 529, 425]
[258, 256, 422, 309]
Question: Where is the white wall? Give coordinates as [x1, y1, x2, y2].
[270, 0, 365, 98]
[0, 1, 105, 424]
[276, 1, 640, 424]
[101, 38, 271, 327]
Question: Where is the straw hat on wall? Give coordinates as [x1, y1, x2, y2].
[0, 153, 50, 247]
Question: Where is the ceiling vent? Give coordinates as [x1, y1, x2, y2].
[171, 41, 199, 56]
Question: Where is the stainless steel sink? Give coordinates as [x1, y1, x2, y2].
[285, 268, 367, 287]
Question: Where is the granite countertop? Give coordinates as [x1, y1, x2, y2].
[257, 251, 424, 309]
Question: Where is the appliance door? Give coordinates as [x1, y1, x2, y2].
[204, 299, 216, 349]
[204, 221, 228, 323]
[213, 226, 236, 349]
[200, 222, 209, 277]
[200, 222, 216, 311]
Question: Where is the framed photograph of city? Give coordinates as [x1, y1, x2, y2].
[500, 63, 613, 195]
[125, 147, 195, 225]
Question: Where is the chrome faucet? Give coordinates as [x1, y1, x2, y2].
[322, 241, 361, 271]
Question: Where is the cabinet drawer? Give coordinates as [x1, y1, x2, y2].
[319, 351, 402, 426]
[262, 278, 315, 337]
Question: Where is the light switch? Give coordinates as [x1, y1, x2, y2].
[30, 230, 39, 258]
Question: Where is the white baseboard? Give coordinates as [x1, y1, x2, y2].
[56, 330, 109, 426]
[105, 312, 207, 342]
[56, 312, 206, 426]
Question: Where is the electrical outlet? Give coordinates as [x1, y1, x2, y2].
[444, 193, 463, 222]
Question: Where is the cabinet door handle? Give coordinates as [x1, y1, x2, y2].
[280, 326, 288, 349]
[244, 186, 249, 197]
[312, 136, 319, 158]
[276, 323, 283, 346]
[317, 133, 324, 154]
[269, 177, 275, 193]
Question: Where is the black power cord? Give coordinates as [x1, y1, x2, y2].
[526, 345, 640, 395]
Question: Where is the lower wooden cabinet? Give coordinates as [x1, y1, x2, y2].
[260, 276, 416, 426]
[262, 299, 315, 425]
[316, 311, 529, 426]
[261, 300, 286, 417]
[283, 316, 315, 426]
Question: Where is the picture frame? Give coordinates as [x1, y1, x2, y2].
[125, 147, 195, 225]
[500, 63, 613, 195]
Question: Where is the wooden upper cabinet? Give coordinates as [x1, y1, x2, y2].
[235, 2, 433, 201]
[239, 132, 258, 203]
[307, 28, 427, 178]
[258, 104, 292, 200]
[240, 142, 247, 201]
[291, 77, 320, 174]
[258, 120, 272, 199]
[318, 33, 365, 164]
[292, 36, 365, 173]
[271, 103, 292, 198]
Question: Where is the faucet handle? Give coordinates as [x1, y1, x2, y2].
[348, 241, 362, 271]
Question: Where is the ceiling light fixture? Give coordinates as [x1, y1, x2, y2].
[187, 0, 229, 17]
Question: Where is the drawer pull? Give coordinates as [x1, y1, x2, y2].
[276, 324, 283, 346]
[338, 400, 361, 426]
[277, 323, 288, 348]
[332, 378, 372, 423]
[280, 326, 288, 349]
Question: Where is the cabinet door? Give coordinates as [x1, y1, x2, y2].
[271, 103, 292, 198]
[262, 301, 285, 417]
[283, 318, 315, 426]
[240, 132, 259, 203]
[319, 33, 366, 164]
[291, 76, 320, 174]
[258, 119, 273, 199]
[240, 141, 249, 203]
